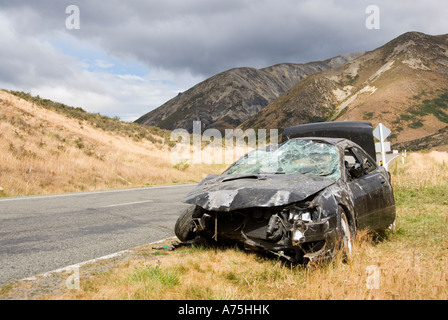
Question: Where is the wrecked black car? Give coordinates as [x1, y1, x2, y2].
[174, 121, 396, 263]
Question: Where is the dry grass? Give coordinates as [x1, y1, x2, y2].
[28, 227, 447, 300]
[0, 90, 226, 197]
[391, 151, 448, 189]
[2, 150, 444, 300]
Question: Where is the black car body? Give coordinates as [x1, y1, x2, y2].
[174, 121, 396, 263]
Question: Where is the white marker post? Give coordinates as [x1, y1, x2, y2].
[373, 123, 391, 171]
[379, 124, 387, 170]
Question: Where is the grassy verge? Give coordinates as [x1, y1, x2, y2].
[1, 150, 447, 300]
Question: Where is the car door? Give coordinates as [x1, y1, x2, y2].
[344, 147, 394, 231]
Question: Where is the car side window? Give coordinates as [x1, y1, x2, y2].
[344, 148, 358, 180]
[352, 147, 376, 174]
[344, 148, 357, 166]
[344, 147, 376, 180]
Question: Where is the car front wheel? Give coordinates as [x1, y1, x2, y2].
[336, 206, 354, 261]
[340, 211, 353, 259]
[174, 205, 197, 242]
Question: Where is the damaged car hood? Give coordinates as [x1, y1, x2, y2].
[184, 174, 335, 211]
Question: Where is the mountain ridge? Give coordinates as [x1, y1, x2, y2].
[239, 31, 448, 146]
[135, 31, 448, 149]
[135, 52, 364, 132]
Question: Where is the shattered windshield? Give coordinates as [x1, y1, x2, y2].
[224, 139, 341, 180]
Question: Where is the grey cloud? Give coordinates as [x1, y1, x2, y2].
[6, 0, 445, 78]
[0, 21, 74, 88]
[1, 0, 447, 120]
[2, 0, 448, 78]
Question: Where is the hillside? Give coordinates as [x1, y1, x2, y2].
[0, 90, 224, 197]
[240, 32, 448, 146]
[135, 53, 363, 132]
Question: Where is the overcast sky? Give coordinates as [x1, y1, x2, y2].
[1, 1, 447, 121]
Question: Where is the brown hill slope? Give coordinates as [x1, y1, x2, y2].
[240, 32, 448, 146]
[135, 53, 363, 132]
[0, 90, 224, 197]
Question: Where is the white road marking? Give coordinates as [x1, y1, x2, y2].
[101, 200, 154, 208]
[22, 237, 178, 281]
[0, 184, 195, 202]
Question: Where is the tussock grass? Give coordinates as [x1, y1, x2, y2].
[0, 90, 226, 197]
[7, 90, 174, 145]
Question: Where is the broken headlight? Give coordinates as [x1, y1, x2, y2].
[286, 204, 322, 245]
[287, 204, 321, 223]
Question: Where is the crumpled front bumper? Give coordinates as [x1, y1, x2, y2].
[233, 214, 338, 263]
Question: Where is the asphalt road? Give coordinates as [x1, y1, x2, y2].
[376, 153, 401, 168]
[0, 184, 195, 285]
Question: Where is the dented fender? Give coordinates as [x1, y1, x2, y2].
[290, 182, 356, 251]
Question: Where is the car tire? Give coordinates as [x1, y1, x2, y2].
[337, 206, 354, 261]
[174, 205, 197, 242]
